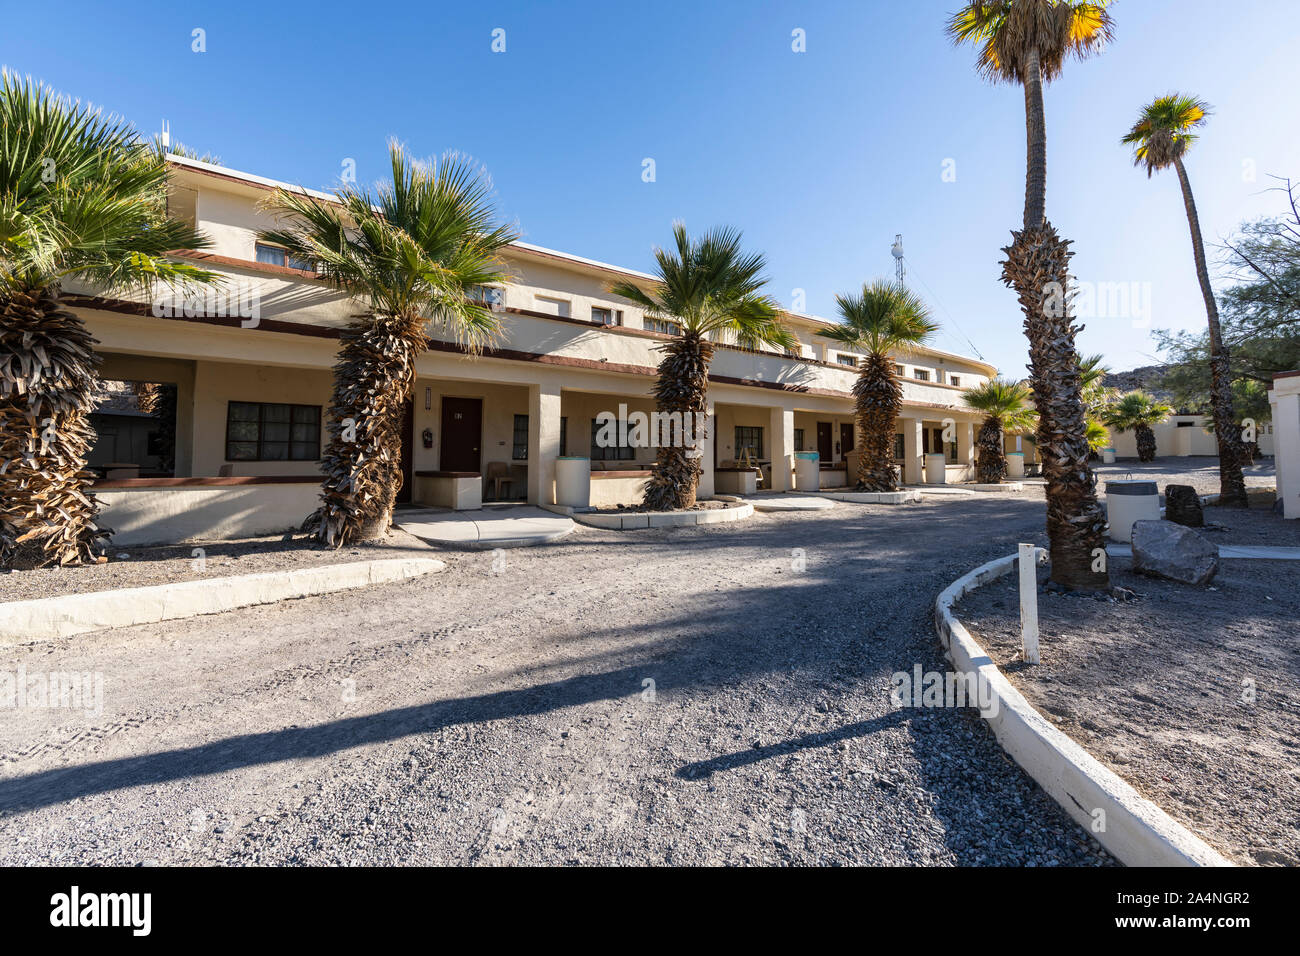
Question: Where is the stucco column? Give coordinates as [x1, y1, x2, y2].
[695, 407, 716, 499]
[963, 420, 976, 480]
[1271, 379, 1300, 519]
[769, 405, 795, 492]
[902, 417, 924, 485]
[527, 382, 562, 505]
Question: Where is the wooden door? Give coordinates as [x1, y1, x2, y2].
[816, 422, 833, 463]
[439, 397, 483, 472]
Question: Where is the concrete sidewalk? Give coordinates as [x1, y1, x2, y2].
[396, 505, 575, 550]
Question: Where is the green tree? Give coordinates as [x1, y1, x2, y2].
[261, 144, 517, 545]
[608, 225, 793, 510]
[821, 281, 939, 490]
[0, 74, 217, 568]
[1104, 391, 1173, 462]
[949, 0, 1115, 590]
[1123, 93, 1249, 505]
[962, 377, 1036, 483]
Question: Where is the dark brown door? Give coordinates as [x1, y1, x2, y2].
[397, 399, 415, 503]
[840, 423, 855, 462]
[440, 397, 483, 473]
[816, 422, 833, 463]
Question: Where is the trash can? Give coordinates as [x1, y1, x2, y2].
[794, 452, 820, 491]
[1106, 479, 1160, 542]
[1102, 447, 1117, 465]
[925, 453, 948, 485]
[554, 456, 591, 509]
[1005, 452, 1025, 479]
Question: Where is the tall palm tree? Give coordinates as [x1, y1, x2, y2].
[962, 377, 1036, 483]
[821, 281, 938, 491]
[261, 144, 517, 546]
[948, 0, 1115, 591]
[1104, 391, 1173, 463]
[1122, 94, 1249, 506]
[609, 225, 793, 511]
[0, 74, 217, 569]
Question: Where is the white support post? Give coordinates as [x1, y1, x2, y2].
[902, 418, 924, 485]
[1018, 542, 1040, 664]
[695, 407, 716, 499]
[527, 382, 562, 506]
[769, 405, 795, 492]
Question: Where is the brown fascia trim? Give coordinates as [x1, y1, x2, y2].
[1274, 370, 1300, 380]
[70, 294, 971, 404]
[93, 475, 320, 488]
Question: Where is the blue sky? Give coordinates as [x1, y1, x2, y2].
[3, 0, 1297, 375]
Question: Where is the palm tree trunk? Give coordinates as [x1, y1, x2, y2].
[1174, 157, 1248, 506]
[309, 314, 417, 547]
[975, 417, 1007, 483]
[853, 352, 902, 492]
[643, 330, 710, 511]
[1136, 424, 1157, 462]
[1003, 223, 1110, 591]
[1023, 48, 1047, 230]
[0, 285, 110, 569]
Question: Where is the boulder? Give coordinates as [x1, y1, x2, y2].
[1131, 519, 1220, 586]
[1164, 484, 1204, 527]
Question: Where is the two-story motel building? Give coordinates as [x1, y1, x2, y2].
[73, 156, 998, 543]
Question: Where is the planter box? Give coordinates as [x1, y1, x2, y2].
[414, 471, 482, 511]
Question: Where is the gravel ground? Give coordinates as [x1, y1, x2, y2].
[0, 530, 435, 603]
[0, 490, 1113, 866]
[957, 553, 1300, 866]
[1093, 456, 1276, 497]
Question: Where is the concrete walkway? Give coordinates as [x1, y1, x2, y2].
[1107, 542, 1300, 560]
[396, 505, 575, 550]
[745, 494, 836, 512]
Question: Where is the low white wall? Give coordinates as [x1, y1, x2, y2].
[96, 481, 320, 546]
[590, 474, 649, 508]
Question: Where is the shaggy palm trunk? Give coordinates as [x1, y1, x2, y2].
[1004, 224, 1110, 591]
[0, 285, 110, 568]
[853, 352, 902, 491]
[308, 314, 418, 547]
[975, 417, 1007, 484]
[1135, 424, 1157, 463]
[1001, 52, 1109, 591]
[643, 330, 710, 511]
[1174, 157, 1248, 507]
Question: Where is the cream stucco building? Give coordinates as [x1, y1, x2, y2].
[75, 156, 997, 543]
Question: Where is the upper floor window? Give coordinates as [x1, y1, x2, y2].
[950, 375, 961, 387]
[644, 318, 681, 336]
[469, 285, 505, 311]
[837, 354, 858, 367]
[534, 295, 571, 317]
[913, 369, 931, 382]
[254, 243, 313, 272]
[895, 364, 906, 377]
[592, 307, 623, 326]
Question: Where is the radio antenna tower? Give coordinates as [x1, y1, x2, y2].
[891, 234, 905, 286]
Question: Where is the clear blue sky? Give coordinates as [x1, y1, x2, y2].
[3, 0, 1296, 376]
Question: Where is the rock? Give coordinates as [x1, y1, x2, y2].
[1131, 520, 1220, 586]
[1164, 484, 1204, 527]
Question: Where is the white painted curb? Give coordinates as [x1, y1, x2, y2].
[568, 501, 754, 530]
[0, 558, 445, 644]
[935, 552, 1231, 867]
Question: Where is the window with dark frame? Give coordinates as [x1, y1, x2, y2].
[894, 433, 905, 459]
[644, 317, 681, 336]
[560, 417, 567, 457]
[226, 402, 321, 461]
[590, 419, 635, 461]
[254, 242, 313, 272]
[513, 414, 529, 460]
[734, 426, 763, 459]
[592, 307, 623, 326]
[794, 428, 804, 452]
[837, 354, 858, 367]
[914, 369, 931, 382]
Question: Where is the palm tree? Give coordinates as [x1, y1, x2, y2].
[609, 225, 793, 510]
[0, 74, 217, 569]
[261, 144, 517, 546]
[1122, 94, 1249, 506]
[948, 0, 1115, 591]
[1104, 391, 1173, 462]
[962, 378, 1036, 483]
[821, 281, 938, 491]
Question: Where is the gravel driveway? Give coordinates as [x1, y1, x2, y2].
[0, 490, 1118, 866]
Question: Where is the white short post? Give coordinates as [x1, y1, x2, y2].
[1018, 542, 1040, 664]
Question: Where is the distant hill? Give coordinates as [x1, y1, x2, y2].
[1103, 364, 1172, 396]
